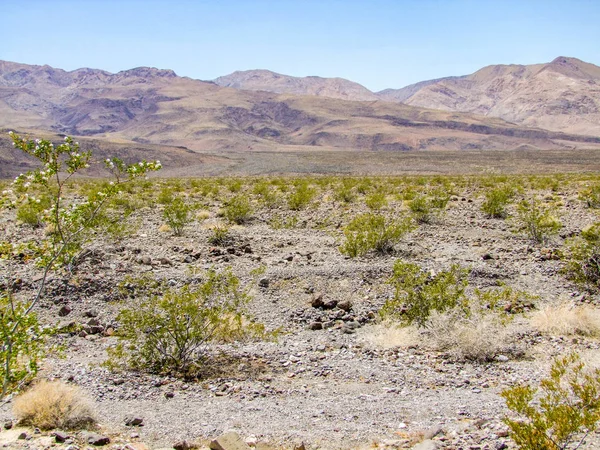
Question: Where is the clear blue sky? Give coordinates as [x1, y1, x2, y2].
[2, 0, 599, 91]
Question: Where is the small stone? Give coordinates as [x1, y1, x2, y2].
[125, 416, 144, 426]
[210, 432, 251, 450]
[258, 277, 270, 288]
[308, 322, 323, 330]
[3, 420, 12, 430]
[411, 439, 439, 450]
[58, 305, 72, 316]
[173, 441, 191, 450]
[140, 256, 152, 265]
[159, 257, 172, 265]
[53, 431, 69, 443]
[18, 432, 28, 440]
[495, 443, 508, 450]
[165, 391, 175, 399]
[496, 355, 509, 362]
[87, 318, 100, 326]
[311, 292, 324, 308]
[337, 300, 352, 311]
[323, 299, 338, 310]
[83, 432, 110, 446]
[84, 309, 99, 318]
[423, 425, 443, 440]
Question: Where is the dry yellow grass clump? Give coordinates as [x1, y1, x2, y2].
[13, 380, 96, 430]
[531, 303, 600, 336]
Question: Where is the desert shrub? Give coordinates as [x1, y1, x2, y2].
[13, 380, 96, 431]
[515, 197, 561, 244]
[381, 261, 469, 326]
[339, 214, 414, 257]
[333, 180, 357, 204]
[563, 223, 600, 291]
[163, 197, 194, 236]
[226, 179, 243, 193]
[287, 182, 316, 210]
[481, 186, 515, 218]
[16, 194, 51, 227]
[365, 191, 388, 211]
[408, 193, 447, 224]
[501, 353, 600, 450]
[424, 308, 515, 362]
[269, 214, 299, 230]
[157, 187, 174, 205]
[532, 303, 600, 337]
[253, 181, 279, 207]
[223, 195, 253, 224]
[208, 225, 232, 246]
[112, 268, 267, 377]
[579, 183, 600, 208]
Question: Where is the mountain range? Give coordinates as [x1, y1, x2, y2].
[1, 57, 600, 174]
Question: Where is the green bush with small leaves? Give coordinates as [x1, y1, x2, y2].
[365, 191, 388, 211]
[381, 261, 470, 326]
[340, 213, 414, 257]
[163, 197, 193, 236]
[579, 183, 600, 208]
[408, 191, 448, 224]
[222, 195, 253, 224]
[287, 182, 316, 210]
[481, 186, 515, 218]
[208, 225, 232, 246]
[515, 197, 561, 244]
[111, 268, 267, 377]
[501, 353, 600, 450]
[563, 223, 600, 292]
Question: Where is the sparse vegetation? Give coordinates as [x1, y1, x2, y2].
[222, 195, 253, 224]
[502, 353, 600, 450]
[563, 223, 600, 291]
[481, 186, 515, 218]
[163, 196, 194, 236]
[339, 213, 414, 257]
[14, 380, 96, 431]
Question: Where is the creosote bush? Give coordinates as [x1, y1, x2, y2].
[339, 213, 414, 257]
[563, 223, 600, 292]
[502, 353, 600, 450]
[111, 268, 269, 378]
[14, 380, 96, 431]
[287, 182, 316, 210]
[579, 182, 600, 208]
[515, 197, 561, 244]
[407, 191, 449, 224]
[481, 186, 515, 218]
[381, 261, 469, 326]
[222, 195, 253, 224]
[163, 197, 194, 236]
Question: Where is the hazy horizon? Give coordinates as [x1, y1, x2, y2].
[2, 0, 599, 91]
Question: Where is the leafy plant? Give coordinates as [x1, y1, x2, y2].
[0, 132, 160, 398]
[481, 186, 515, 218]
[501, 353, 600, 450]
[365, 191, 388, 211]
[287, 182, 316, 210]
[579, 183, 600, 208]
[208, 225, 232, 246]
[163, 197, 193, 236]
[381, 261, 470, 326]
[223, 195, 253, 224]
[112, 268, 267, 377]
[563, 223, 600, 291]
[339, 213, 414, 257]
[515, 197, 561, 244]
[408, 191, 448, 224]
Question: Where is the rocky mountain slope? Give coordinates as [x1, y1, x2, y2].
[2, 60, 600, 164]
[213, 69, 379, 101]
[379, 57, 600, 136]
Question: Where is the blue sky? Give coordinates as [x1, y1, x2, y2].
[2, 0, 599, 91]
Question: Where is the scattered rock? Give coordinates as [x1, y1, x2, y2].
[173, 441, 193, 450]
[308, 321, 323, 330]
[210, 431, 251, 450]
[337, 300, 352, 311]
[58, 305, 72, 316]
[258, 277, 270, 288]
[125, 416, 144, 426]
[411, 439, 439, 450]
[53, 431, 70, 443]
[82, 432, 110, 446]
[3, 420, 12, 430]
[311, 292, 324, 308]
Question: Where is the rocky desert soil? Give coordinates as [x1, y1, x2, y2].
[1, 174, 600, 450]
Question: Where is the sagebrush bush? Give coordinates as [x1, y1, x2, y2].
[112, 268, 268, 377]
[14, 380, 96, 430]
[381, 261, 469, 325]
[339, 213, 414, 257]
[502, 353, 600, 450]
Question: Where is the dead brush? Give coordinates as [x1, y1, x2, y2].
[13, 380, 96, 430]
[531, 303, 600, 336]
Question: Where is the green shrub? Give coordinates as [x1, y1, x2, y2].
[563, 223, 600, 291]
[333, 180, 357, 204]
[501, 353, 600, 450]
[208, 225, 232, 246]
[15, 194, 51, 228]
[253, 181, 279, 207]
[579, 183, 600, 208]
[381, 261, 469, 326]
[223, 195, 253, 224]
[365, 191, 388, 211]
[481, 186, 515, 218]
[163, 197, 193, 236]
[515, 197, 561, 244]
[340, 214, 414, 257]
[112, 268, 267, 377]
[157, 187, 174, 205]
[287, 182, 316, 210]
[408, 191, 448, 224]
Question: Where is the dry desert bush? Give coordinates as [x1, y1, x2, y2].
[13, 380, 96, 430]
[531, 303, 600, 336]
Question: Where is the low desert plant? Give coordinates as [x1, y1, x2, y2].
[381, 261, 469, 326]
[481, 186, 515, 218]
[163, 197, 194, 236]
[579, 183, 600, 208]
[501, 353, 600, 450]
[563, 223, 600, 291]
[365, 191, 388, 211]
[112, 268, 268, 377]
[407, 191, 448, 224]
[531, 303, 600, 337]
[287, 182, 316, 210]
[339, 213, 414, 257]
[208, 225, 232, 246]
[222, 195, 253, 224]
[515, 197, 561, 244]
[13, 380, 96, 430]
